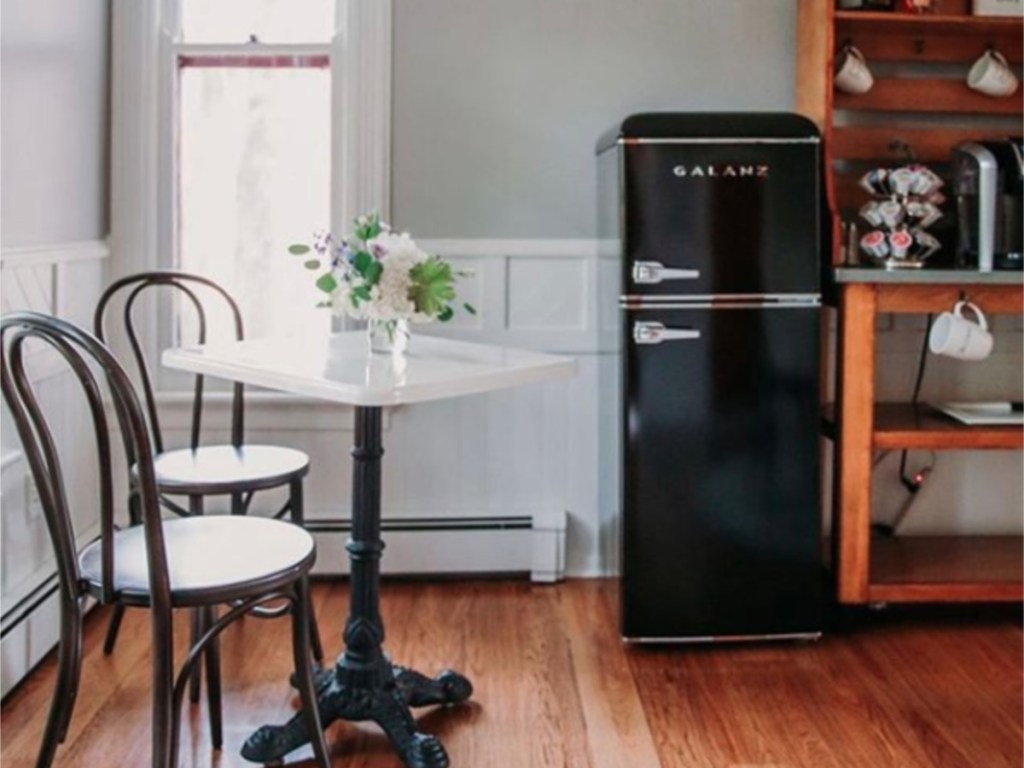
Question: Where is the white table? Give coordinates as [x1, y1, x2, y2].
[163, 331, 575, 767]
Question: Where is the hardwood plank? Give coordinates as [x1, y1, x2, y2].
[556, 580, 661, 768]
[835, 9, 1023, 37]
[835, 78, 1023, 115]
[833, 124, 1020, 163]
[2, 580, 1022, 767]
[835, 283, 877, 604]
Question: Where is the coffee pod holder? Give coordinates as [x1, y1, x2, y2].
[857, 164, 944, 270]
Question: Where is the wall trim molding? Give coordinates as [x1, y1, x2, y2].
[418, 238, 615, 258]
[0, 239, 110, 269]
[334, 0, 393, 228]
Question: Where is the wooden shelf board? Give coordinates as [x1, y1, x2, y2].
[822, 403, 1024, 449]
[832, 125, 1020, 163]
[836, 10, 1023, 36]
[869, 535, 1024, 603]
[873, 403, 1023, 449]
[835, 78, 1023, 116]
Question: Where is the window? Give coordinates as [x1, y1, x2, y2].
[173, 1, 335, 338]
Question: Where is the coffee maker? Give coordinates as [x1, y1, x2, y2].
[952, 139, 1024, 271]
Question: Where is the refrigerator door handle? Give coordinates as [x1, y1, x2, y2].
[633, 321, 701, 345]
[632, 261, 701, 284]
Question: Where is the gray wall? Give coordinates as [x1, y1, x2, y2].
[392, 0, 796, 237]
[1, 0, 110, 246]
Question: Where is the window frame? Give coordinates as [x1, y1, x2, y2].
[109, 0, 393, 396]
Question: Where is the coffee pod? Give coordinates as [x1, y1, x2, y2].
[905, 200, 926, 218]
[860, 230, 889, 259]
[890, 167, 915, 196]
[889, 230, 913, 260]
[859, 201, 885, 227]
[926, 190, 946, 206]
[879, 199, 905, 228]
[917, 202, 942, 228]
[912, 228, 941, 259]
[908, 165, 944, 196]
[860, 169, 888, 195]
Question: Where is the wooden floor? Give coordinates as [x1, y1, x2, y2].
[2, 579, 1021, 768]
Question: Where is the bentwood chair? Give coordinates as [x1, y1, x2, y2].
[94, 271, 323, 696]
[0, 311, 331, 768]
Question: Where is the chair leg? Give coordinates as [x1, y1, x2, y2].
[151, 607, 176, 768]
[103, 489, 141, 656]
[292, 577, 332, 768]
[289, 479, 324, 663]
[188, 496, 204, 704]
[204, 605, 224, 750]
[35, 595, 83, 768]
[231, 492, 244, 516]
[102, 604, 126, 655]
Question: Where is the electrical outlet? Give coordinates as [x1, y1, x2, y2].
[25, 472, 43, 520]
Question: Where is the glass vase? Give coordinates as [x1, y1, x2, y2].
[366, 318, 410, 355]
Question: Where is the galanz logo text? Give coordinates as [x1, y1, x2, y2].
[672, 165, 769, 178]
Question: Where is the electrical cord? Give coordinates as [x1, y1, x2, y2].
[873, 314, 936, 537]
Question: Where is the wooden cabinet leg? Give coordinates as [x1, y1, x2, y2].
[835, 284, 876, 604]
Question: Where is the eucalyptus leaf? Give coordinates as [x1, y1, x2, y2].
[315, 273, 338, 294]
[438, 306, 454, 322]
[463, 303, 477, 315]
[303, 259, 320, 270]
[288, 244, 311, 255]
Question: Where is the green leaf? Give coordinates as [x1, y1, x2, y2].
[364, 260, 383, 285]
[315, 300, 332, 308]
[288, 244, 311, 255]
[303, 259, 320, 270]
[354, 212, 382, 244]
[409, 257, 457, 317]
[315, 273, 338, 294]
[352, 285, 371, 303]
[438, 306, 454, 322]
[352, 251, 373, 277]
[463, 303, 477, 315]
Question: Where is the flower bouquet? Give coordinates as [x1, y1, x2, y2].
[289, 213, 474, 353]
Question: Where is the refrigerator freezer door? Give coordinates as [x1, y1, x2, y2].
[621, 305, 822, 640]
[622, 141, 820, 298]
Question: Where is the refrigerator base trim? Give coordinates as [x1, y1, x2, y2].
[623, 632, 823, 644]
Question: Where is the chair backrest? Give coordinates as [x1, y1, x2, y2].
[94, 271, 246, 454]
[1, 311, 171, 609]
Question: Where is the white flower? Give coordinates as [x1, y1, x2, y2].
[366, 232, 428, 265]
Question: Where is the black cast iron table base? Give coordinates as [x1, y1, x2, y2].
[240, 406, 473, 767]
[242, 657, 472, 767]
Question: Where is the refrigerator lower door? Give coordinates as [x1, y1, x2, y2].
[621, 304, 822, 640]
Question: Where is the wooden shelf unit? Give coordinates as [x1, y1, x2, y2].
[870, 536, 1024, 603]
[823, 402, 1024, 450]
[796, 1, 1024, 605]
[872, 403, 1024, 449]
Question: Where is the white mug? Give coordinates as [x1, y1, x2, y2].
[835, 46, 874, 95]
[929, 301, 994, 361]
[967, 50, 1019, 98]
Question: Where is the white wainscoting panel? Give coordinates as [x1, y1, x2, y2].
[0, 239, 108, 695]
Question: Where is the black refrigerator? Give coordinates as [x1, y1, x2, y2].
[597, 113, 824, 642]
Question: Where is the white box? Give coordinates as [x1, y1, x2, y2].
[973, 0, 1023, 16]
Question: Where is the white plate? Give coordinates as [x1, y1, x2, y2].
[931, 401, 1024, 426]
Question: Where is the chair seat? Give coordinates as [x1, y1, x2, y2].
[80, 516, 316, 607]
[145, 444, 309, 495]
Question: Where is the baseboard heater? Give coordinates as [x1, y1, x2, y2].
[306, 514, 566, 583]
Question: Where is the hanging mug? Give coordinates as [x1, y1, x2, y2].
[967, 50, 1019, 98]
[835, 45, 874, 95]
[928, 301, 994, 361]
